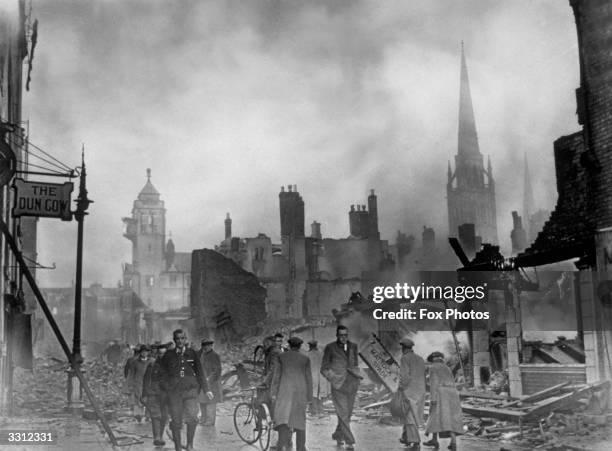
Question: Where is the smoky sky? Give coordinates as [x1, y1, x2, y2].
[25, 0, 579, 287]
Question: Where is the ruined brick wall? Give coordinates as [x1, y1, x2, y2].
[571, 0, 612, 230]
[191, 249, 267, 339]
[520, 364, 586, 394]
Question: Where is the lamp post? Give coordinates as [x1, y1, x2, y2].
[67, 147, 92, 413]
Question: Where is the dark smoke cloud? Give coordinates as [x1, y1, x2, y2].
[24, 0, 578, 287]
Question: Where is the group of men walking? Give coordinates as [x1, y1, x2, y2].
[123, 329, 222, 451]
[261, 327, 462, 451]
[258, 325, 363, 451]
[123, 326, 461, 451]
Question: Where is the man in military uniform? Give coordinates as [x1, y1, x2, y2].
[160, 329, 213, 451]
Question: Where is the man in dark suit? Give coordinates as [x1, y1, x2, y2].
[160, 329, 212, 451]
[271, 336, 312, 451]
[321, 325, 363, 450]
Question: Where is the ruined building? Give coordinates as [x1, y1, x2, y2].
[511, 0, 612, 395]
[122, 169, 191, 340]
[213, 186, 392, 322]
[0, 1, 39, 412]
[523, 154, 550, 244]
[447, 45, 498, 245]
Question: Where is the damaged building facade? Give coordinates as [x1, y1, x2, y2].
[465, 0, 612, 400]
[206, 186, 393, 328]
[0, 1, 39, 413]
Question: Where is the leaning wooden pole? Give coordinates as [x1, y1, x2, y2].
[442, 298, 468, 386]
[0, 218, 119, 447]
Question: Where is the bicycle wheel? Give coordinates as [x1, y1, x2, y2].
[233, 402, 261, 444]
[258, 403, 272, 450]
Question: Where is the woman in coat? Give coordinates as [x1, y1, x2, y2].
[271, 336, 313, 451]
[424, 352, 463, 450]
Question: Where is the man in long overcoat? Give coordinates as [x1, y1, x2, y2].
[198, 338, 222, 426]
[126, 345, 151, 422]
[321, 325, 362, 450]
[142, 343, 169, 446]
[398, 337, 426, 450]
[260, 335, 281, 415]
[271, 336, 312, 451]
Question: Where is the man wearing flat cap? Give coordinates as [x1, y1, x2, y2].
[142, 342, 169, 446]
[398, 336, 426, 450]
[271, 336, 312, 451]
[198, 338, 222, 426]
[126, 344, 151, 423]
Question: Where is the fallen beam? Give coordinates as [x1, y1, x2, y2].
[524, 380, 610, 420]
[459, 390, 514, 401]
[500, 381, 570, 408]
[363, 399, 392, 410]
[461, 403, 526, 421]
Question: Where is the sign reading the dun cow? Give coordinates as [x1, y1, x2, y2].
[12, 179, 74, 221]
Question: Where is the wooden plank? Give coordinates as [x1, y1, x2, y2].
[461, 403, 526, 421]
[363, 399, 392, 410]
[459, 390, 514, 401]
[524, 380, 610, 420]
[500, 381, 570, 408]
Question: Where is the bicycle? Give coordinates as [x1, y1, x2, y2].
[233, 386, 273, 450]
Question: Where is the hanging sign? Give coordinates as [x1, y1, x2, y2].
[12, 178, 73, 221]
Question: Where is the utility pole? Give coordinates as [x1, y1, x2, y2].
[67, 146, 92, 413]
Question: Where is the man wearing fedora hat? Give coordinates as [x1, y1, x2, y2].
[198, 338, 222, 426]
[271, 336, 312, 451]
[398, 336, 426, 450]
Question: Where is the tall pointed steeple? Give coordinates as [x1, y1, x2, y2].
[458, 42, 480, 157]
[447, 42, 497, 245]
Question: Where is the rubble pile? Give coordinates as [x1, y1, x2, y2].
[464, 410, 611, 449]
[13, 358, 66, 415]
[13, 357, 130, 416]
[461, 380, 611, 448]
[485, 371, 509, 394]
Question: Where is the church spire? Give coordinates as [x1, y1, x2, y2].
[458, 42, 480, 156]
